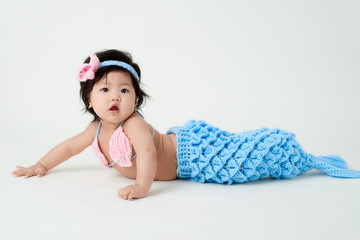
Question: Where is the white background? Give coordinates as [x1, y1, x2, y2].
[1, 1, 359, 240]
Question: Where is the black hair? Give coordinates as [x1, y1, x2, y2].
[79, 49, 149, 121]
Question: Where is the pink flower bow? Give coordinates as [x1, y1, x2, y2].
[77, 53, 100, 82]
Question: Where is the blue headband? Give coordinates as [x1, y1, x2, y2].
[99, 60, 140, 82]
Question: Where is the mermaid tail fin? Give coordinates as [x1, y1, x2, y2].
[318, 155, 348, 169]
[312, 155, 360, 178]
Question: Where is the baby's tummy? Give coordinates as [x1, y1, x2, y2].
[112, 155, 177, 181]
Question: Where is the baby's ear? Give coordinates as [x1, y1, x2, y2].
[88, 101, 93, 108]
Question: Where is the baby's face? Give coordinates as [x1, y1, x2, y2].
[89, 70, 137, 124]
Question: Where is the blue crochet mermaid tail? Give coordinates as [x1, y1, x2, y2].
[167, 120, 360, 184]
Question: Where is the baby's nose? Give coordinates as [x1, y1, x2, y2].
[112, 94, 120, 101]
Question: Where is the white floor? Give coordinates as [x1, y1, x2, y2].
[2, 145, 359, 240]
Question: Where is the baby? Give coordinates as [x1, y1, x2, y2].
[12, 49, 360, 200]
[12, 50, 178, 200]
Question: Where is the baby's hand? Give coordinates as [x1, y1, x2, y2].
[118, 184, 146, 201]
[11, 163, 47, 178]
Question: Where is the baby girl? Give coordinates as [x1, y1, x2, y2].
[12, 49, 360, 200]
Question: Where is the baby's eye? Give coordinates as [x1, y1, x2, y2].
[121, 89, 129, 93]
[100, 88, 109, 92]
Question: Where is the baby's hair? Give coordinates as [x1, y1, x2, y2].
[79, 49, 149, 122]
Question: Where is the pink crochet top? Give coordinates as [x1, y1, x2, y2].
[92, 121, 155, 168]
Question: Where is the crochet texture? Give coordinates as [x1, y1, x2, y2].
[168, 120, 360, 184]
[92, 125, 133, 168]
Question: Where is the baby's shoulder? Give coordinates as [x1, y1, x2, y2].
[123, 112, 146, 128]
[84, 121, 100, 139]
[123, 112, 150, 135]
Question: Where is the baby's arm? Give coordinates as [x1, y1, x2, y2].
[12, 122, 97, 178]
[118, 115, 157, 200]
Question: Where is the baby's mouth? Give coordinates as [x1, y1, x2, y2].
[109, 105, 119, 111]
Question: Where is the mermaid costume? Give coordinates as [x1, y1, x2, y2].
[167, 120, 360, 184]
